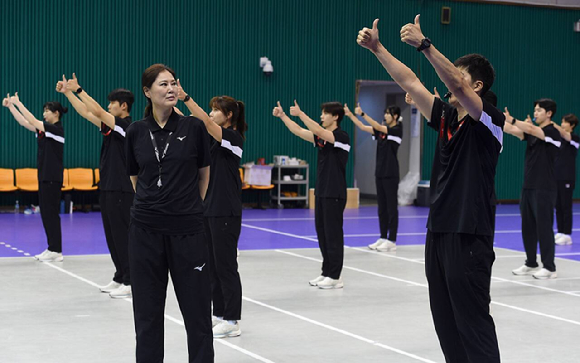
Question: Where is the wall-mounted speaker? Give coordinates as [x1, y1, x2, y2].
[441, 7, 451, 25]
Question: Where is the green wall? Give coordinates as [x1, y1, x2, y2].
[1, 0, 579, 200]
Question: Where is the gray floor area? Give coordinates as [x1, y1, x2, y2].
[1, 246, 580, 363]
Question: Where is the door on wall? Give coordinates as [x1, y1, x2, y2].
[353, 80, 416, 198]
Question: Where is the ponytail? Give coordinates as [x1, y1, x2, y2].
[236, 101, 248, 139]
[144, 98, 152, 118]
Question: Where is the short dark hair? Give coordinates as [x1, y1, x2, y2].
[482, 90, 497, 107]
[534, 98, 557, 119]
[562, 113, 578, 130]
[321, 102, 345, 125]
[43, 101, 68, 120]
[385, 105, 401, 118]
[108, 88, 135, 112]
[453, 54, 495, 96]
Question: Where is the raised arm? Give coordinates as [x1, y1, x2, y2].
[176, 79, 223, 141]
[355, 103, 388, 134]
[3, 95, 36, 132]
[503, 107, 545, 140]
[290, 100, 335, 143]
[10, 93, 45, 132]
[551, 121, 571, 142]
[66, 73, 116, 129]
[344, 103, 373, 134]
[272, 101, 314, 143]
[56, 76, 100, 127]
[358, 19, 435, 122]
[400, 15, 483, 120]
[502, 107, 525, 140]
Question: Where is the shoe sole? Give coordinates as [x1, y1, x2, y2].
[110, 294, 132, 299]
[318, 284, 344, 289]
[533, 274, 557, 280]
[512, 271, 537, 276]
[377, 248, 396, 252]
[39, 258, 64, 262]
[214, 331, 241, 339]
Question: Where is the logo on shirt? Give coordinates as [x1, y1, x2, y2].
[317, 139, 326, 148]
[194, 263, 206, 271]
[177, 136, 187, 141]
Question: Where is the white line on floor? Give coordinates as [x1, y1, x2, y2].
[242, 224, 318, 242]
[274, 249, 580, 326]
[32, 254, 277, 363]
[243, 296, 436, 363]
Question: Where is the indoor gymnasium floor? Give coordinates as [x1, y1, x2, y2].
[1, 204, 579, 362]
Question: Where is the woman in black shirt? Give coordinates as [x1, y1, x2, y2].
[176, 81, 246, 339]
[3, 93, 66, 263]
[125, 64, 213, 362]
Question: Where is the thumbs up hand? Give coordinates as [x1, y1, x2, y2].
[357, 19, 380, 52]
[272, 101, 285, 118]
[56, 75, 68, 93]
[400, 14, 425, 48]
[289, 100, 302, 117]
[66, 73, 81, 93]
[354, 103, 363, 116]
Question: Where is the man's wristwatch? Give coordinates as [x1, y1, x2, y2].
[511, 117, 516, 125]
[183, 95, 191, 102]
[361, 112, 365, 117]
[75, 87, 83, 94]
[417, 38, 432, 52]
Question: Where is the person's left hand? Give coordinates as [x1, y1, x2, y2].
[10, 92, 20, 105]
[66, 73, 81, 92]
[2, 93, 11, 107]
[289, 100, 302, 117]
[400, 15, 425, 48]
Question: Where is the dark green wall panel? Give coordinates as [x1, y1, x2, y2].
[1, 0, 579, 200]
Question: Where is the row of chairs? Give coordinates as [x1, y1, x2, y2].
[0, 168, 99, 193]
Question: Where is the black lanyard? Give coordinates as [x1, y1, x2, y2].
[149, 130, 174, 188]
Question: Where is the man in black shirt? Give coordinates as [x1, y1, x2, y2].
[358, 15, 503, 362]
[57, 74, 135, 298]
[503, 99, 561, 279]
[552, 114, 579, 246]
[273, 100, 350, 290]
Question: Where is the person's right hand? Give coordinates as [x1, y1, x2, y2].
[343, 103, 353, 117]
[503, 107, 512, 121]
[433, 87, 441, 99]
[2, 93, 11, 107]
[66, 73, 81, 92]
[525, 114, 533, 124]
[272, 101, 285, 118]
[354, 103, 363, 116]
[357, 19, 380, 52]
[176, 79, 187, 101]
[10, 92, 20, 105]
[56, 75, 67, 94]
[405, 93, 415, 105]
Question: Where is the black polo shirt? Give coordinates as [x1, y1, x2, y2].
[554, 133, 579, 182]
[313, 128, 350, 199]
[204, 127, 243, 217]
[125, 111, 211, 235]
[37, 121, 64, 183]
[373, 122, 403, 179]
[522, 124, 561, 190]
[99, 116, 134, 193]
[427, 97, 504, 237]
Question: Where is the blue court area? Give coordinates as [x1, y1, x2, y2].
[2, 204, 580, 263]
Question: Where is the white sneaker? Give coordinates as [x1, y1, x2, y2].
[368, 238, 386, 250]
[213, 321, 241, 338]
[309, 275, 325, 286]
[212, 316, 223, 328]
[317, 277, 344, 289]
[555, 233, 563, 240]
[109, 285, 132, 299]
[100, 281, 122, 293]
[34, 249, 49, 260]
[556, 234, 572, 246]
[38, 251, 63, 262]
[376, 240, 397, 252]
[533, 268, 557, 280]
[512, 264, 541, 276]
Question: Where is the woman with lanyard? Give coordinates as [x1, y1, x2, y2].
[176, 80, 246, 339]
[344, 102, 402, 252]
[125, 64, 213, 362]
[3, 93, 66, 262]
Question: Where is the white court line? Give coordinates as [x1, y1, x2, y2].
[243, 296, 436, 363]
[275, 250, 427, 288]
[34, 257, 277, 363]
[242, 224, 318, 242]
[242, 212, 580, 223]
[275, 249, 580, 326]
